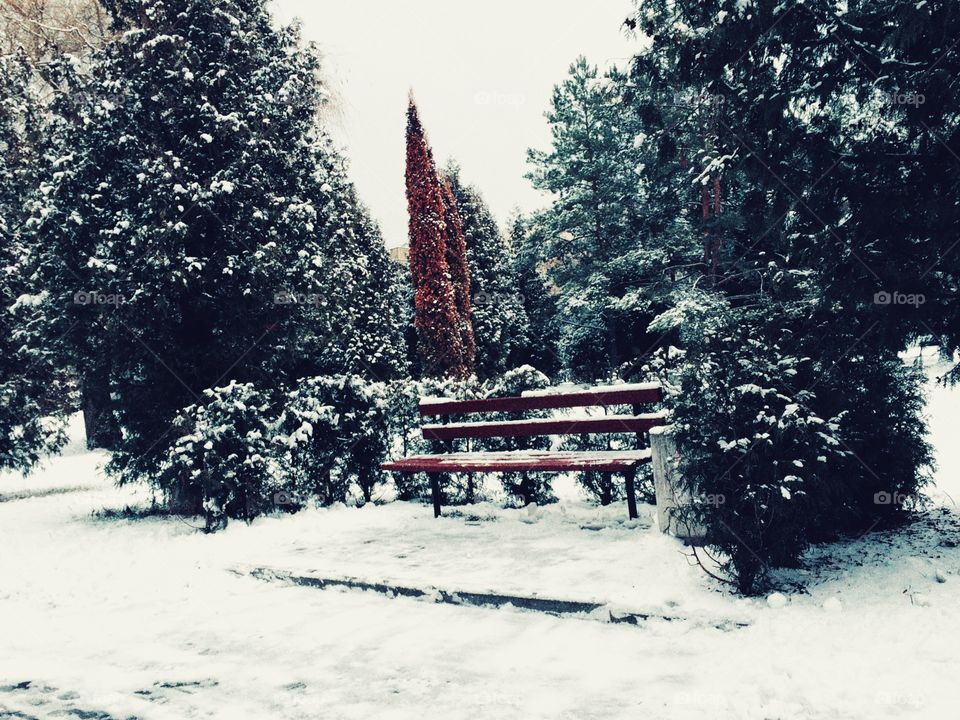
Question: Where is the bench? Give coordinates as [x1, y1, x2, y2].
[382, 383, 666, 519]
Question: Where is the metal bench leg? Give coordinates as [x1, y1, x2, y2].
[624, 467, 638, 520]
[429, 473, 442, 518]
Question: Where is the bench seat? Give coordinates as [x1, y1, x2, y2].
[382, 449, 653, 473]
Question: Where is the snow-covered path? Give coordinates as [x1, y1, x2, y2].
[1, 371, 958, 719]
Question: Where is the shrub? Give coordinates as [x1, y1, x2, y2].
[156, 382, 290, 531]
[656, 293, 932, 594]
[279, 375, 391, 505]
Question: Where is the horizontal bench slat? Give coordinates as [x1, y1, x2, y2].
[422, 413, 667, 441]
[382, 450, 652, 473]
[419, 383, 662, 417]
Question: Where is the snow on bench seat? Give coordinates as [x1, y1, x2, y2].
[421, 413, 668, 441]
[382, 449, 653, 473]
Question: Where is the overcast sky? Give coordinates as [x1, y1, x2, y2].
[270, 0, 637, 248]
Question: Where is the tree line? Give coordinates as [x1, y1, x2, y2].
[2, 0, 957, 590]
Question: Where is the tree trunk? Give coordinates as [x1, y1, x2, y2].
[81, 368, 118, 450]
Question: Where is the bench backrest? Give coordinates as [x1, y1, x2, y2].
[419, 382, 665, 441]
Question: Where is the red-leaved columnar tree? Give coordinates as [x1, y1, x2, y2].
[405, 97, 468, 377]
[440, 177, 477, 373]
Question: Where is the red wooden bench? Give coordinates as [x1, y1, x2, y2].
[382, 383, 666, 519]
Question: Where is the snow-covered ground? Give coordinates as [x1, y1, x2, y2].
[1, 359, 958, 719]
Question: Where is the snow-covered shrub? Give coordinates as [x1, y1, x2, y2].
[655, 291, 932, 593]
[671, 331, 845, 593]
[382, 375, 481, 503]
[652, 297, 843, 592]
[279, 375, 391, 505]
[156, 382, 290, 532]
[476, 365, 556, 506]
[812, 355, 932, 536]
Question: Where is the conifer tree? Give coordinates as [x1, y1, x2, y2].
[439, 177, 477, 373]
[0, 52, 67, 471]
[509, 213, 561, 378]
[25, 0, 390, 505]
[623, 0, 949, 589]
[526, 57, 655, 380]
[443, 163, 530, 378]
[404, 97, 472, 378]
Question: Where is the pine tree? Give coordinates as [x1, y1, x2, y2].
[526, 57, 655, 380]
[404, 97, 472, 378]
[298, 143, 409, 381]
[25, 0, 382, 506]
[509, 213, 561, 378]
[443, 163, 530, 379]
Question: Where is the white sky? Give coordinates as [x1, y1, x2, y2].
[270, 0, 637, 247]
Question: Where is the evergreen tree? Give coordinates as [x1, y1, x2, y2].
[405, 97, 473, 378]
[508, 213, 561, 378]
[25, 0, 384, 508]
[0, 51, 68, 471]
[298, 144, 409, 381]
[624, 0, 949, 588]
[443, 163, 530, 379]
[527, 57, 672, 380]
[440, 177, 477, 373]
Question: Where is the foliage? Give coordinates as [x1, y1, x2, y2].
[404, 98, 474, 378]
[443, 163, 531, 379]
[279, 375, 391, 506]
[656, 293, 930, 593]
[156, 381, 289, 532]
[0, 51, 69, 471]
[24, 0, 404, 498]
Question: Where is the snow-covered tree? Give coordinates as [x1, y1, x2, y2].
[405, 97, 474, 378]
[443, 163, 530, 379]
[25, 0, 395, 506]
[296, 146, 409, 382]
[527, 58, 673, 380]
[157, 381, 288, 531]
[0, 51, 68, 471]
[624, 0, 944, 588]
[508, 214, 561, 378]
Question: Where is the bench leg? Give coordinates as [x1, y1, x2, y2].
[429, 473, 442, 518]
[624, 468, 638, 520]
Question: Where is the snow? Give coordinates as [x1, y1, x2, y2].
[1, 362, 959, 718]
[521, 381, 661, 397]
[421, 412, 667, 432]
